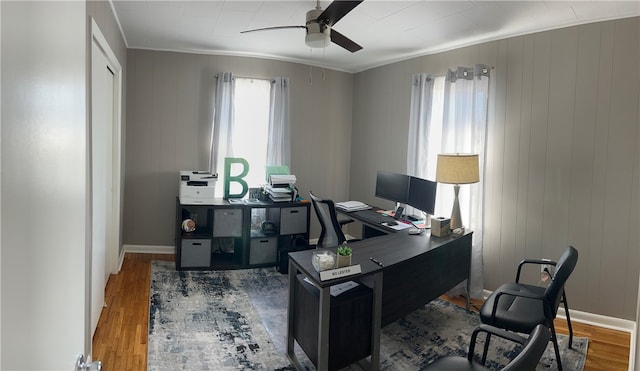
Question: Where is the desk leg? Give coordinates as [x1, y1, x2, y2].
[317, 286, 331, 371]
[465, 278, 470, 310]
[370, 272, 383, 371]
[286, 260, 304, 370]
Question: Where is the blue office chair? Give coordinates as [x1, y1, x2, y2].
[424, 324, 551, 371]
[309, 191, 354, 249]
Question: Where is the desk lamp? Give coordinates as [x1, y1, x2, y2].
[435, 154, 479, 230]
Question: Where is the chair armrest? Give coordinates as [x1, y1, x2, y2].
[468, 324, 527, 361]
[337, 217, 354, 227]
[516, 259, 557, 282]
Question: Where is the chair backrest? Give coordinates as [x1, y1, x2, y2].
[544, 245, 578, 316]
[309, 191, 347, 249]
[503, 324, 552, 371]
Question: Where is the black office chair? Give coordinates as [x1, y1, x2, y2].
[424, 324, 551, 371]
[479, 246, 578, 371]
[309, 191, 354, 249]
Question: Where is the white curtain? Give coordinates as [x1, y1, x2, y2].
[407, 65, 490, 299]
[407, 73, 435, 181]
[267, 77, 291, 167]
[209, 72, 236, 176]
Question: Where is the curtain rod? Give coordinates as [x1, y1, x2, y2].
[213, 74, 271, 81]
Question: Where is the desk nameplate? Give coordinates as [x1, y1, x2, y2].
[319, 264, 362, 281]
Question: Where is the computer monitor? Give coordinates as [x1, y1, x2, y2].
[375, 170, 410, 204]
[407, 176, 437, 216]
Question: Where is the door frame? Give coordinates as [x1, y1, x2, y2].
[91, 18, 122, 278]
[89, 17, 123, 350]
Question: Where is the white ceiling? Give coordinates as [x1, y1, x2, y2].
[111, 0, 639, 73]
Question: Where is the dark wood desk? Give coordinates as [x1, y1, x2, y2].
[286, 213, 472, 371]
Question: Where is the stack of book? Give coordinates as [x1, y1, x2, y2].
[335, 200, 370, 212]
[265, 174, 297, 202]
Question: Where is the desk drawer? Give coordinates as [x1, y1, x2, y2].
[293, 274, 372, 369]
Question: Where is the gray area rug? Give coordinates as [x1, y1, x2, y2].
[148, 261, 588, 370]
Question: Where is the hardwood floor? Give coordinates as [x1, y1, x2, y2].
[92, 253, 173, 371]
[92, 253, 631, 371]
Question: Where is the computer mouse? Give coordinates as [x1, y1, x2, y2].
[386, 220, 398, 226]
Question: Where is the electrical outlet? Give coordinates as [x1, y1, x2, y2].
[540, 259, 555, 282]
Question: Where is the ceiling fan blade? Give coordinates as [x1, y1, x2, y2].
[317, 0, 363, 27]
[241, 25, 305, 34]
[330, 29, 362, 53]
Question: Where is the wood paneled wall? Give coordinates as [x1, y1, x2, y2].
[351, 17, 639, 320]
[124, 51, 354, 246]
[123, 17, 638, 320]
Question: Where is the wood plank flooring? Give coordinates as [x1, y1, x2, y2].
[92, 253, 631, 371]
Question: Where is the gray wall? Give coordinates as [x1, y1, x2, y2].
[350, 17, 639, 320]
[124, 51, 353, 245]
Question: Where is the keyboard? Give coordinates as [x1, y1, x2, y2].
[353, 210, 397, 225]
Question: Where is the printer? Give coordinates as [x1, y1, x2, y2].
[179, 170, 217, 204]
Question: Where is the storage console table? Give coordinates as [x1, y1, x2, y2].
[175, 198, 311, 270]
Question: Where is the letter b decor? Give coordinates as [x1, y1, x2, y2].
[224, 157, 249, 199]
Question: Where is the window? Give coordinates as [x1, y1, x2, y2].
[211, 73, 290, 198]
[407, 65, 490, 299]
[230, 78, 271, 192]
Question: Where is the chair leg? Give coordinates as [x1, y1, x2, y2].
[562, 289, 574, 349]
[549, 320, 563, 371]
[481, 332, 491, 366]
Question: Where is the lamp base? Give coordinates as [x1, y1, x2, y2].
[450, 184, 463, 230]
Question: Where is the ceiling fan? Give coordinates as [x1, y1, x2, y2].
[241, 0, 364, 53]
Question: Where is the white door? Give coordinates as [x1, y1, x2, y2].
[90, 19, 122, 337]
[1, 2, 93, 369]
[91, 40, 114, 335]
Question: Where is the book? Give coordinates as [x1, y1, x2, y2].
[335, 200, 371, 212]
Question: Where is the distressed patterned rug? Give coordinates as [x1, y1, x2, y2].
[148, 261, 587, 370]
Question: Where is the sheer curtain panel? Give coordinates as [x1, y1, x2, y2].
[209, 72, 236, 177]
[407, 64, 490, 299]
[267, 77, 291, 167]
[407, 73, 436, 181]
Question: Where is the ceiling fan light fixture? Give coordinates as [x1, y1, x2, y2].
[305, 7, 331, 48]
[305, 31, 330, 48]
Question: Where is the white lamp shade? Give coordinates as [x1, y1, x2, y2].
[436, 154, 479, 185]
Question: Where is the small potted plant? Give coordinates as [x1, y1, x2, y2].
[336, 243, 352, 268]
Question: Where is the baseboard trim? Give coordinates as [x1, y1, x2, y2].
[117, 248, 126, 272]
[123, 244, 175, 255]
